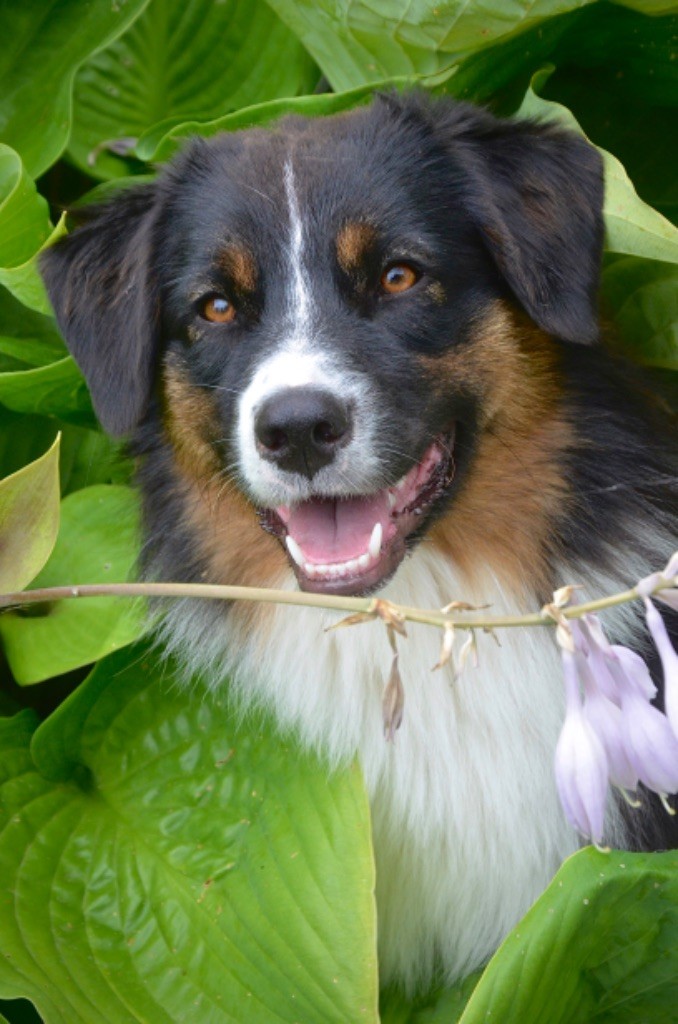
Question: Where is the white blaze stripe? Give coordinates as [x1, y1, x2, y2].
[235, 157, 381, 505]
[283, 159, 311, 335]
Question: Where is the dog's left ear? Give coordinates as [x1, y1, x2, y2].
[40, 183, 160, 435]
[428, 101, 605, 344]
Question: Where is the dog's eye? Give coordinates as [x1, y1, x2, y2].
[200, 294, 235, 324]
[380, 263, 419, 295]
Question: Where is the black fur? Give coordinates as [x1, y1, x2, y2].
[41, 185, 161, 435]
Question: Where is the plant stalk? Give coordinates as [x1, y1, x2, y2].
[0, 578, 667, 632]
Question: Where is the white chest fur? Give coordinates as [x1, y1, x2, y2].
[163, 542, 585, 991]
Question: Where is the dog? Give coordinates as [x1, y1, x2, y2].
[41, 92, 677, 993]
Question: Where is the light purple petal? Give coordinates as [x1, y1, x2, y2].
[645, 598, 678, 741]
[618, 684, 678, 795]
[656, 590, 678, 614]
[609, 645, 657, 701]
[663, 551, 678, 581]
[555, 651, 609, 843]
[638, 554, 678, 597]
[579, 655, 638, 791]
[576, 616, 620, 704]
[636, 570, 665, 598]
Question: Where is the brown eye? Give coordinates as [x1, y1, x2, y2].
[201, 294, 235, 323]
[380, 263, 419, 294]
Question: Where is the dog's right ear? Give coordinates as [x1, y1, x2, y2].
[40, 184, 160, 436]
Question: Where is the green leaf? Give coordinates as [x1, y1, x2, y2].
[0, 287, 66, 369]
[0, 357, 95, 428]
[0, 143, 69, 315]
[0, 217, 68, 318]
[0, 434, 60, 594]
[0, 1001, 41, 1024]
[0, 406, 130, 499]
[537, 8, 678, 222]
[603, 257, 678, 370]
[136, 79, 413, 163]
[69, 0, 319, 179]
[517, 69, 678, 264]
[0, 0, 151, 179]
[602, 151, 678, 263]
[439, 10, 578, 113]
[265, 0, 599, 92]
[380, 970, 482, 1023]
[0, 147, 51, 266]
[0, 485, 145, 683]
[614, 0, 676, 12]
[459, 847, 678, 1024]
[0, 646, 378, 1021]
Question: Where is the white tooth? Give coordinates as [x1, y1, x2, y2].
[304, 562, 317, 577]
[368, 522, 383, 560]
[357, 553, 370, 570]
[329, 565, 341, 577]
[317, 564, 330, 575]
[396, 475, 408, 492]
[345, 558, 359, 573]
[286, 536, 304, 568]
[388, 492, 397, 510]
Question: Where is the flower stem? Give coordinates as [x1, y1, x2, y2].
[0, 578, 668, 632]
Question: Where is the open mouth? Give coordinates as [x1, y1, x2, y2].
[258, 430, 456, 594]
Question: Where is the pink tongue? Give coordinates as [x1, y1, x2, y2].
[285, 492, 390, 562]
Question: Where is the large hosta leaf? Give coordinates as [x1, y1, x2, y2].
[458, 847, 678, 1023]
[0, 646, 377, 1022]
[538, 8, 677, 222]
[0, 145, 67, 316]
[69, 0, 319, 180]
[602, 256, 678, 370]
[380, 969, 482, 1023]
[136, 79, 410, 164]
[265, 0, 600, 91]
[0, 435, 60, 594]
[0, 288, 66, 371]
[0, 0, 150, 178]
[0, 146, 54, 315]
[0, 147, 51, 267]
[0, 358, 94, 428]
[0, 407, 130, 502]
[0, 485, 144, 683]
[517, 71, 678, 265]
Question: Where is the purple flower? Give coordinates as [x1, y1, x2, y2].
[581, 619, 678, 797]
[608, 644, 657, 701]
[578, 653, 638, 792]
[554, 583, 678, 840]
[644, 598, 678, 742]
[554, 649, 609, 845]
[616, 673, 678, 797]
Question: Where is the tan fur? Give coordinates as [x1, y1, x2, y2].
[162, 356, 221, 479]
[217, 244, 257, 293]
[336, 221, 376, 274]
[162, 355, 286, 637]
[427, 302, 573, 599]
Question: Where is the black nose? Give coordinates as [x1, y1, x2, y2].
[254, 387, 352, 478]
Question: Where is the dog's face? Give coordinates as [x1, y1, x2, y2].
[41, 94, 604, 597]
